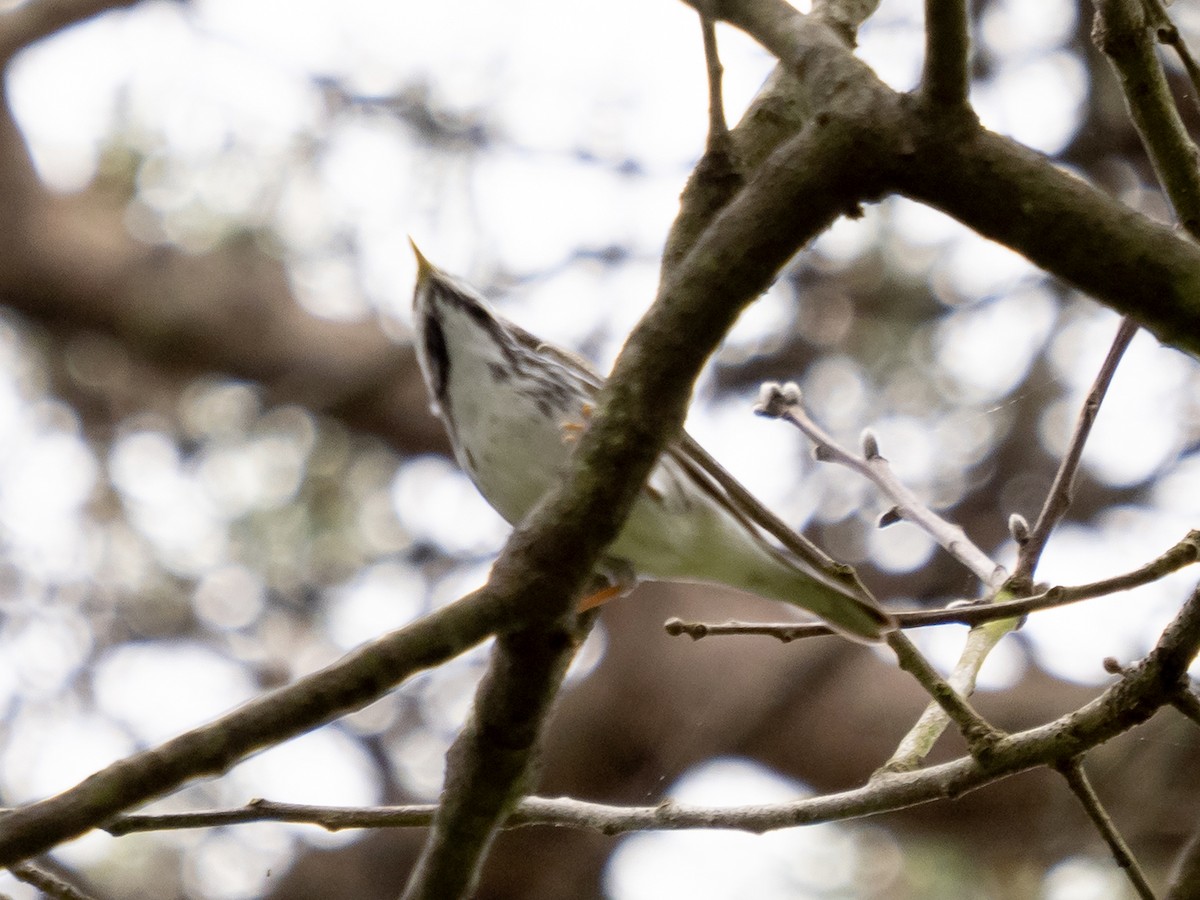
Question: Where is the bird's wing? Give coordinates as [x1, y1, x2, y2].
[666, 433, 876, 604]
[525, 334, 856, 592]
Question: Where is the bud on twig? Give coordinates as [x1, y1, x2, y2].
[1009, 514, 1030, 544]
[861, 429, 880, 459]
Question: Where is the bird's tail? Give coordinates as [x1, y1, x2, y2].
[739, 549, 896, 643]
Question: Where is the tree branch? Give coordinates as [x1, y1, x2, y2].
[1057, 759, 1156, 899]
[1010, 317, 1138, 590]
[1140, 0, 1200, 114]
[659, 14, 745, 278]
[921, 0, 971, 108]
[753, 386, 1008, 759]
[100, 583, 1200, 842]
[665, 526, 1200, 639]
[701, 15, 730, 150]
[401, 616, 593, 900]
[884, 629, 1004, 755]
[756, 381, 1003, 588]
[0, 586, 511, 866]
[1094, 0, 1200, 234]
[10, 861, 101, 900]
[1170, 687, 1200, 728]
[901, 123, 1200, 355]
[690, 0, 1200, 357]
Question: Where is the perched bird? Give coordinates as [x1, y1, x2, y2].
[410, 243, 895, 642]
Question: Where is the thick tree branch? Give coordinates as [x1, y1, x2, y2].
[477, 77, 904, 674]
[401, 617, 593, 900]
[692, 0, 1200, 357]
[900, 125, 1200, 355]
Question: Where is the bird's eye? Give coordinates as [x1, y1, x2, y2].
[423, 310, 450, 399]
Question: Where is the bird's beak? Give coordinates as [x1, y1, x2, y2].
[409, 237, 435, 281]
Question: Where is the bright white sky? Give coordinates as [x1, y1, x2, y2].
[0, 0, 1193, 896]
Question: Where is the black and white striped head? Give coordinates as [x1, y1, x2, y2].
[409, 242, 592, 432]
[411, 243, 510, 410]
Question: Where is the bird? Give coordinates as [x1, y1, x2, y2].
[409, 242, 895, 642]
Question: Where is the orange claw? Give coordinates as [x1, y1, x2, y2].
[560, 402, 595, 444]
[578, 582, 625, 612]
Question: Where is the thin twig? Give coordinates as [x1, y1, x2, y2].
[1010, 317, 1138, 591]
[756, 382, 1004, 588]
[1057, 759, 1156, 899]
[659, 11, 745, 277]
[10, 862, 100, 900]
[921, 0, 970, 108]
[1170, 687, 1200, 728]
[701, 16, 730, 152]
[884, 630, 1004, 755]
[107, 799, 441, 835]
[757, 381, 1012, 768]
[1167, 821, 1200, 899]
[664, 529, 1200, 640]
[883, 617, 1014, 772]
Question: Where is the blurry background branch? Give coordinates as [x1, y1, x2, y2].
[0, 0, 138, 64]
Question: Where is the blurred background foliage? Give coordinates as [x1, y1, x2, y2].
[1, 0, 1199, 897]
